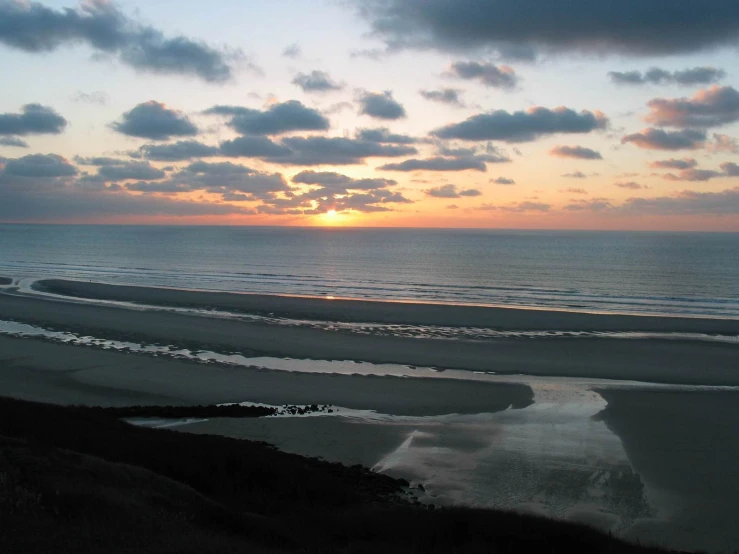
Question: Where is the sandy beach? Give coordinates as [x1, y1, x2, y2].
[1, 282, 739, 551]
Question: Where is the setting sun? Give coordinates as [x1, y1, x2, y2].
[326, 210, 337, 217]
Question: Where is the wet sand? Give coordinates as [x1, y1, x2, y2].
[0, 292, 737, 385]
[35, 278, 739, 333]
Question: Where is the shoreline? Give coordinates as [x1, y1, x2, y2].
[31, 278, 739, 333]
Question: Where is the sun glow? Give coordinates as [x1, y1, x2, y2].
[327, 209, 337, 217]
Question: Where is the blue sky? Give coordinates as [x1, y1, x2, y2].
[1, 0, 739, 229]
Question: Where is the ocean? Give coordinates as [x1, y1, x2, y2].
[1, 224, 738, 318]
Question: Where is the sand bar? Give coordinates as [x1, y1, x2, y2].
[35, 279, 739, 333]
[0, 292, 737, 385]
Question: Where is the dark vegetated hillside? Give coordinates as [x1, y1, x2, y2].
[0, 397, 689, 553]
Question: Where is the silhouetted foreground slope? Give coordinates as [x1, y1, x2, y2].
[0, 397, 689, 553]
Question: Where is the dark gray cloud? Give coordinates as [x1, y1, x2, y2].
[425, 184, 481, 197]
[0, 1, 233, 82]
[565, 198, 614, 212]
[721, 162, 739, 176]
[2, 153, 77, 177]
[355, 0, 739, 57]
[621, 187, 739, 216]
[292, 70, 342, 92]
[135, 140, 220, 161]
[292, 171, 396, 191]
[356, 127, 418, 144]
[379, 155, 496, 172]
[609, 67, 726, 86]
[562, 171, 587, 179]
[75, 158, 165, 181]
[622, 128, 706, 150]
[491, 177, 515, 185]
[205, 101, 330, 135]
[549, 145, 602, 160]
[645, 86, 739, 128]
[477, 200, 551, 212]
[112, 101, 198, 140]
[433, 107, 608, 142]
[0, 104, 67, 136]
[359, 91, 406, 120]
[220, 136, 417, 165]
[615, 181, 647, 189]
[649, 158, 697, 170]
[282, 43, 301, 58]
[663, 168, 724, 182]
[127, 161, 288, 200]
[0, 137, 29, 148]
[419, 88, 464, 106]
[449, 61, 518, 89]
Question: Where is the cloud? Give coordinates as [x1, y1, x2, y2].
[449, 61, 518, 89]
[622, 187, 739, 215]
[112, 101, 198, 140]
[565, 198, 614, 212]
[649, 158, 698, 170]
[608, 67, 725, 86]
[292, 171, 396, 191]
[549, 145, 602, 160]
[621, 128, 706, 150]
[709, 133, 739, 153]
[562, 171, 587, 179]
[0, 1, 233, 82]
[562, 187, 588, 194]
[721, 162, 739, 176]
[0, 104, 67, 136]
[1, 153, 77, 178]
[75, 158, 165, 181]
[356, 128, 418, 144]
[135, 140, 220, 161]
[0, 137, 29, 148]
[663, 169, 724, 182]
[433, 106, 608, 142]
[282, 43, 301, 58]
[615, 181, 647, 189]
[498, 201, 551, 212]
[71, 90, 109, 105]
[127, 161, 289, 200]
[354, 0, 739, 57]
[424, 184, 481, 198]
[378, 151, 506, 172]
[420, 89, 464, 106]
[645, 86, 739, 128]
[358, 91, 406, 120]
[221, 135, 417, 165]
[205, 101, 330, 135]
[292, 70, 342, 92]
[491, 177, 515, 185]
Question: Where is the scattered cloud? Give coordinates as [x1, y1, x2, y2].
[71, 91, 109, 105]
[491, 177, 515, 185]
[292, 170, 396, 191]
[282, 43, 301, 58]
[135, 140, 220, 161]
[75, 157, 165, 181]
[621, 187, 739, 215]
[561, 187, 588, 194]
[358, 91, 406, 120]
[1, 153, 77, 178]
[663, 168, 724, 182]
[419, 89, 464, 106]
[112, 101, 198, 140]
[615, 181, 647, 189]
[622, 128, 706, 150]
[709, 133, 739, 153]
[565, 198, 614, 212]
[0, 104, 67, 136]
[561, 171, 587, 179]
[449, 61, 518, 89]
[649, 158, 697, 170]
[0, 137, 29, 148]
[608, 67, 725, 86]
[424, 184, 481, 198]
[645, 85, 739, 128]
[356, 128, 418, 144]
[354, 0, 739, 57]
[722, 162, 739, 176]
[205, 101, 330, 135]
[433, 107, 608, 142]
[549, 145, 602, 160]
[292, 70, 342, 92]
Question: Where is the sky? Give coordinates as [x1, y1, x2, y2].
[1, 0, 739, 230]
